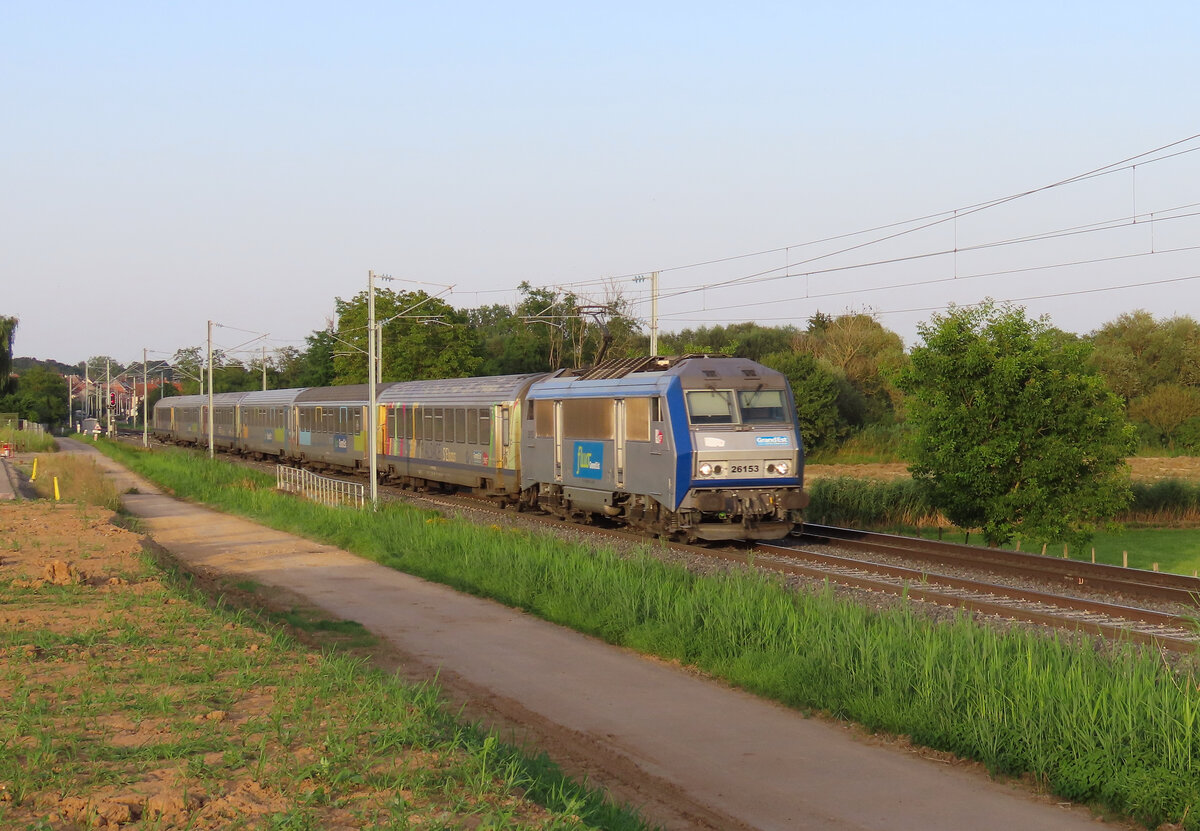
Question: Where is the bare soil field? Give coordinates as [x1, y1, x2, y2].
[0, 500, 610, 830]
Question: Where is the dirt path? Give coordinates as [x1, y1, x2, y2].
[74, 441, 1110, 831]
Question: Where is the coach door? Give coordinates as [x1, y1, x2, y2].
[614, 399, 626, 490]
[554, 400, 563, 482]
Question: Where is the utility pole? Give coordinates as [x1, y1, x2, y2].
[105, 359, 111, 437]
[367, 270, 379, 509]
[261, 344, 267, 391]
[142, 347, 149, 448]
[635, 272, 661, 356]
[649, 270, 659, 357]
[207, 320, 215, 458]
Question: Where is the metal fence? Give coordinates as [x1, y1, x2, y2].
[276, 465, 365, 509]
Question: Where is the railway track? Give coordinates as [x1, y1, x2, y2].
[361, 487, 1200, 653]
[751, 541, 1200, 653]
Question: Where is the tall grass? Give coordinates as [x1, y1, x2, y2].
[26, 453, 122, 511]
[93, 440, 1200, 830]
[1127, 479, 1200, 524]
[806, 476, 938, 527]
[0, 426, 57, 453]
[807, 424, 909, 465]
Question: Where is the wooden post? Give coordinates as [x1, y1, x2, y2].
[1123, 550, 1128, 568]
[1153, 563, 1159, 572]
[1015, 540, 1021, 551]
[1041, 543, 1047, 556]
[1062, 544, 1069, 559]
[1091, 548, 1096, 563]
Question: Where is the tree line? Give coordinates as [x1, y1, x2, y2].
[4, 293, 1200, 455]
[4, 293, 1199, 547]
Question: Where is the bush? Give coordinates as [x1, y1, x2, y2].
[1127, 479, 1200, 521]
[806, 476, 934, 527]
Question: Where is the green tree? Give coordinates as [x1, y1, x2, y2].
[297, 329, 337, 387]
[1089, 310, 1200, 402]
[794, 312, 906, 428]
[0, 316, 17, 395]
[760, 351, 842, 450]
[172, 347, 204, 394]
[896, 302, 1134, 547]
[660, 322, 799, 361]
[1129, 384, 1200, 449]
[8, 365, 69, 424]
[333, 289, 482, 384]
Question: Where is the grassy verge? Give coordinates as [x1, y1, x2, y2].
[0, 454, 653, 830]
[89, 440, 1200, 830]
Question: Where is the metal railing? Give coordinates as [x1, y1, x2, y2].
[276, 465, 365, 509]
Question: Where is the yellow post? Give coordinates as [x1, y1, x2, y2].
[53, 477, 60, 501]
[30, 457, 38, 481]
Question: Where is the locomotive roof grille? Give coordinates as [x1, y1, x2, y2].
[563, 353, 732, 381]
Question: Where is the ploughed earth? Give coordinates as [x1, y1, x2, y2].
[0, 500, 599, 830]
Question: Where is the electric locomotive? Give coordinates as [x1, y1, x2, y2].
[522, 355, 808, 541]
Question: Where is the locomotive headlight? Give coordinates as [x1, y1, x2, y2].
[775, 461, 790, 476]
[698, 462, 714, 476]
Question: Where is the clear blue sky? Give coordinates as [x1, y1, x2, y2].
[4, 1, 1199, 368]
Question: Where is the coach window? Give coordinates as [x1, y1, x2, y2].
[467, 408, 479, 444]
[480, 410, 492, 446]
[433, 408, 444, 442]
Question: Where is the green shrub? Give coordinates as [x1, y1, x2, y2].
[1128, 479, 1200, 520]
[806, 476, 933, 527]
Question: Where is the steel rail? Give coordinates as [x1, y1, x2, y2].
[753, 543, 1200, 652]
[799, 523, 1200, 608]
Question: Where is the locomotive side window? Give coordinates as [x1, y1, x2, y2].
[686, 390, 736, 425]
[562, 398, 614, 440]
[626, 398, 650, 441]
[738, 389, 788, 423]
[650, 397, 661, 422]
[535, 399, 555, 438]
